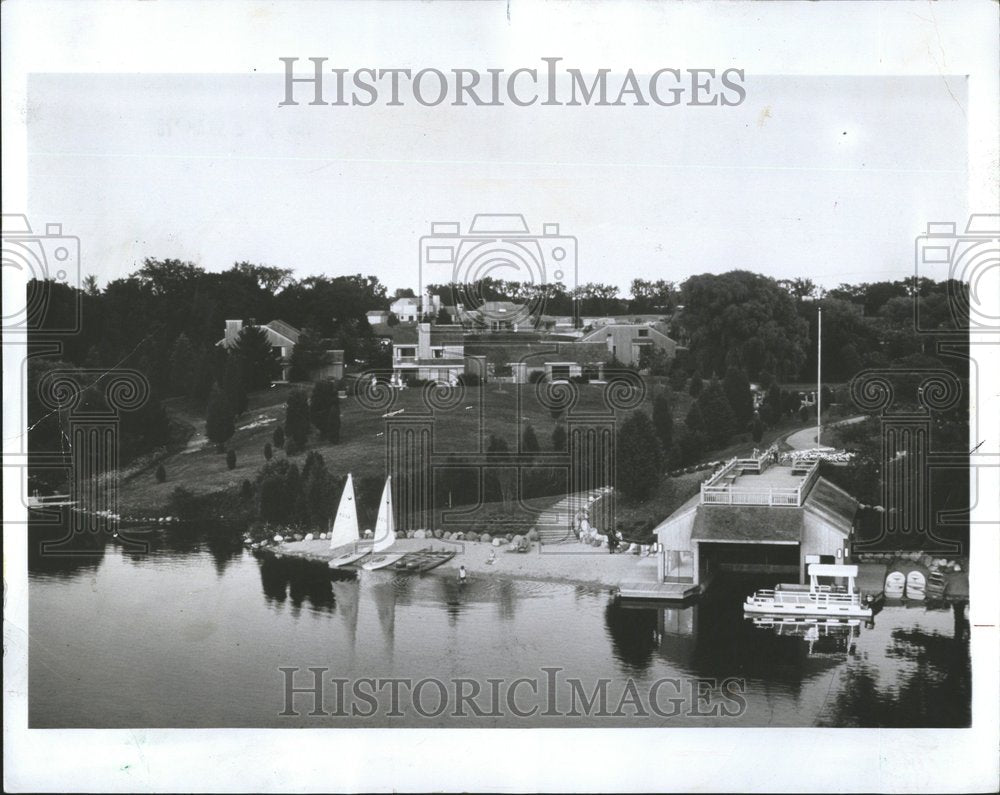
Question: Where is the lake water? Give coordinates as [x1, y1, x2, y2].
[28, 524, 970, 728]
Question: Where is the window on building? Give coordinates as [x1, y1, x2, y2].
[433, 349, 443, 358]
[398, 347, 416, 358]
[638, 329, 649, 338]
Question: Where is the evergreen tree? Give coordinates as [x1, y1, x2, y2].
[155, 463, 166, 483]
[762, 383, 783, 425]
[697, 381, 737, 449]
[723, 366, 754, 429]
[310, 381, 337, 433]
[651, 391, 673, 460]
[551, 424, 567, 451]
[232, 326, 280, 390]
[284, 388, 310, 446]
[168, 333, 195, 397]
[190, 346, 215, 402]
[522, 425, 540, 454]
[273, 425, 285, 449]
[205, 387, 234, 450]
[752, 413, 764, 444]
[325, 403, 341, 444]
[226, 449, 237, 470]
[223, 354, 248, 416]
[616, 410, 662, 501]
[688, 372, 704, 397]
[264, 442, 273, 460]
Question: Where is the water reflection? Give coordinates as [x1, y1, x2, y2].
[257, 555, 340, 615]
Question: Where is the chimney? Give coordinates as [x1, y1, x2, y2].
[225, 319, 243, 347]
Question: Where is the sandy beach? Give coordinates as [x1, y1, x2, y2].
[270, 536, 659, 589]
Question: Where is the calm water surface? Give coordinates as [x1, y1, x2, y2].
[28, 526, 970, 727]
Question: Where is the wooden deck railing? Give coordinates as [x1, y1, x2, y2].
[700, 456, 819, 508]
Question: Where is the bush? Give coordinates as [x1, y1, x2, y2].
[155, 464, 166, 483]
[240, 479, 254, 499]
[273, 426, 285, 449]
[168, 486, 198, 522]
[226, 449, 237, 470]
[528, 370, 545, 384]
[263, 442, 273, 460]
[457, 372, 481, 386]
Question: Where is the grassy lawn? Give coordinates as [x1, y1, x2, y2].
[122, 378, 815, 525]
[121, 382, 665, 512]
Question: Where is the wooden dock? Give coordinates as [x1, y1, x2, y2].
[618, 581, 701, 601]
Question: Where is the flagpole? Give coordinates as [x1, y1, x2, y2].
[816, 305, 822, 447]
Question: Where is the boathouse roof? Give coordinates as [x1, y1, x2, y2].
[692, 505, 803, 543]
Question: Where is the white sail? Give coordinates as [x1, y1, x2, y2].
[328, 473, 360, 550]
[372, 476, 396, 553]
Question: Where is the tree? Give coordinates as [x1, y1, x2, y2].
[762, 383, 783, 426]
[552, 424, 567, 451]
[168, 333, 196, 397]
[284, 388, 310, 446]
[680, 270, 809, 380]
[232, 326, 280, 390]
[226, 449, 237, 470]
[436, 306, 452, 325]
[487, 434, 516, 509]
[325, 403, 341, 444]
[688, 372, 703, 397]
[155, 464, 166, 483]
[205, 387, 234, 450]
[751, 413, 764, 444]
[723, 366, 754, 429]
[290, 329, 328, 382]
[651, 391, 673, 460]
[223, 355, 248, 416]
[264, 442, 273, 460]
[696, 381, 737, 449]
[273, 426, 285, 449]
[616, 410, 662, 501]
[310, 381, 338, 431]
[241, 479, 254, 500]
[522, 425, 540, 455]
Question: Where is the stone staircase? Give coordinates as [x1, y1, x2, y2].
[533, 488, 610, 545]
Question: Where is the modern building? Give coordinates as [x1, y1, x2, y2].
[654, 446, 859, 591]
[391, 323, 466, 384]
[578, 322, 678, 367]
[218, 319, 343, 383]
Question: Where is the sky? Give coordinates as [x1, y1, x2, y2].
[26, 70, 968, 296]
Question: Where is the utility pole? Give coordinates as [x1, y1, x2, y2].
[816, 304, 822, 447]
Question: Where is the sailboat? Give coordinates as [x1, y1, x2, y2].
[360, 476, 405, 571]
[327, 474, 370, 568]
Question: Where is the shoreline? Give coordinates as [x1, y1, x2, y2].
[263, 536, 659, 590]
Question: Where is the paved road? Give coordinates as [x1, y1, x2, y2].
[784, 415, 865, 451]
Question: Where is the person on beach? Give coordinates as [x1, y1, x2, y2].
[486, 549, 496, 565]
[607, 530, 618, 555]
[459, 565, 468, 584]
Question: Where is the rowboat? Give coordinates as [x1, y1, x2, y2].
[744, 563, 873, 619]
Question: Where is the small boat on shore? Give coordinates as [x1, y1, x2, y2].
[744, 563, 873, 619]
[391, 547, 456, 573]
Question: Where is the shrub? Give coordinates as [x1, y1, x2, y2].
[226, 449, 237, 470]
[155, 464, 166, 483]
[273, 426, 285, 449]
[457, 372, 481, 386]
[284, 388, 310, 446]
[240, 479, 254, 500]
[528, 370, 545, 384]
[263, 442, 273, 460]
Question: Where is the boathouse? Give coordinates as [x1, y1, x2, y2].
[653, 446, 859, 590]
